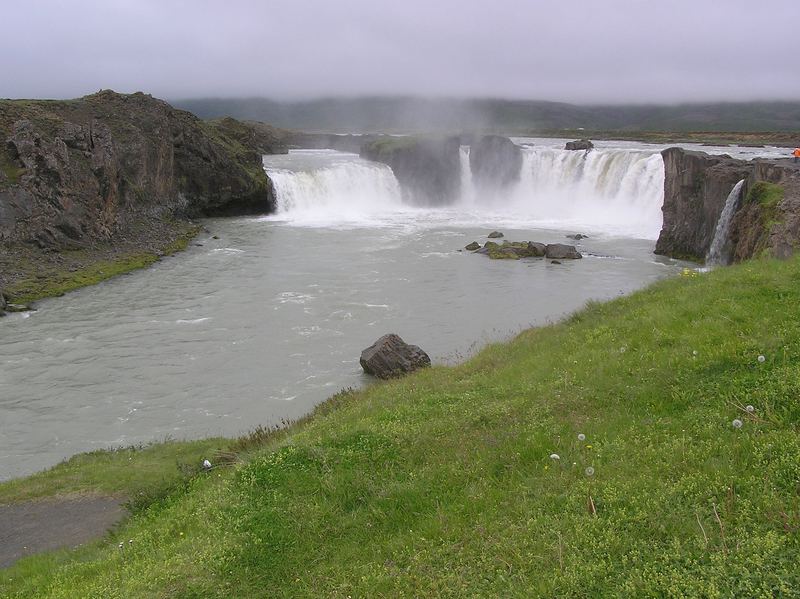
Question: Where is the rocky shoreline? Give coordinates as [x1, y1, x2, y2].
[0, 90, 290, 312]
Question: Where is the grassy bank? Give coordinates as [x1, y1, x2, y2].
[2, 256, 800, 597]
[1, 222, 201, 305]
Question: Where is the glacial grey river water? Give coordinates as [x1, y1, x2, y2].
[2, 138, 783, 480]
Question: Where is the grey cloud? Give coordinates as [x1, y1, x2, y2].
[1, 0, 798, 102]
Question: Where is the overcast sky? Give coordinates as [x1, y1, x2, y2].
[2, 0, 798, 104]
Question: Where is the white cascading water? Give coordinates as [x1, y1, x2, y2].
[265, 151, 404, 224]
[706, 179, 746, 266]
[461, 147, 665, 239]
[265, 146, 666, 238]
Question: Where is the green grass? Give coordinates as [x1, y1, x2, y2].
[747, 181, 785, 209]
[2, 256, 800, 597]
[0, 439, 229, 506]
[4, 225, 200, 304]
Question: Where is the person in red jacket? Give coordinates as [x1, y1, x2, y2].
[794, 147, 800, 163]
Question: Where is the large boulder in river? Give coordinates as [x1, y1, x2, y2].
[360, 137, 461, 206]
[565, 139, 594, 151]
[545, 243, 582, 259]
[469, 135, 523, 189]
[360, 334, 431, 379]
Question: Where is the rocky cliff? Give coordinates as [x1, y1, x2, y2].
[655, 147, 800, 263]
[0, 91, 285, 250]
[360, 136, 461, 205]
[469, 135, 522, 190]
[0, 90, 291, 309]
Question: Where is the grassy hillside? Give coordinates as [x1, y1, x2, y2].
[2, 257, 800, 597]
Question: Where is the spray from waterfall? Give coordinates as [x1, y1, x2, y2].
[706, 179, 745, 266]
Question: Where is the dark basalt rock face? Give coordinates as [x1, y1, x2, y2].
[360, 137, 461, 205]
[360, 334, 431, 379]
[655, 148, 751, 262]
[730, 161, 800, 262]
[565, 139, 594, 151]
[653, 147, 800, 263]
[469, 135, 522, 189]
[0, 90, 284, 250]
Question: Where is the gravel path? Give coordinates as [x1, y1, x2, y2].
[0, 496, 127, 569]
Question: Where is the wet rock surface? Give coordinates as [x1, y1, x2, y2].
[360, 137, 461, 205]
[565, 139, 594, 151]
[360, 334, 431, 379]
[469, 135, 523, 189]
[467, 237, 581, 261]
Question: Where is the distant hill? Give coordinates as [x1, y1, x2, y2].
[173, 97, 800, 133]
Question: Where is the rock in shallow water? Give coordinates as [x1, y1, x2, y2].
[545, 243, 582, 259]
[360, 334, 431, 379]
[487, 231, 504, 238]
[465, 241, 481, 251]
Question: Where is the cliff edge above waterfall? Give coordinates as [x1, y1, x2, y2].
[655, 147, 800, 263]
[0, 91, 287, 305]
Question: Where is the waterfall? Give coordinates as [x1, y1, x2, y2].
[459, 146, 477, 206]
[706, 179, 745, 266]
[264, 146, 666, 238]
[463, 146, 665, 239]
[264, 150, 404, 223]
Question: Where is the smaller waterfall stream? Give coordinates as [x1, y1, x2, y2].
[706, 179, 745, 266]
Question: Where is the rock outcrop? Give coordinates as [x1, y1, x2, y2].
[0, 90, 284, 250]
[360, 137, 461, 205]
[360, 334, 431, 379]
[565, 139, 594, 151]
[655, 148, 800, 263]
[472, 239, 576, 260]
[469, 135, 522, 189]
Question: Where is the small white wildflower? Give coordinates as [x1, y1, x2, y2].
[620, 346, 627, 353]
[549, 453, 560, 460]
[585, 467, 595, 476]
[118, 542, 124, 549]
[746, 405, 755, 413]
[577, 433, 586, 441]
[692, 350, 698, 356]
[202, 459, 212, 469]
[128, 539, 133, 544]
[757, 355, 766, 363]
[732, 419, 743, 429]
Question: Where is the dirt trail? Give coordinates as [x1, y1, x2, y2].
[0, 496, 126, 569]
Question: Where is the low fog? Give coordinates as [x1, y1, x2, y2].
[1, 0, 798, 103]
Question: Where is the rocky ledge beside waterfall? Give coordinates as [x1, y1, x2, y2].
[655, 147, 800, 264]
[0, 90, 287, 303]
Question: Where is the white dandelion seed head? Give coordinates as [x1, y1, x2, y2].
[732, 419, 743, 429]
[202, 459, 212, 469]
[585, 467, 595, 476]
[578, 433, 586, 441]
[549, 453, 560, 460]
[620, 346, 627, 353]
[746, 405, 755, 413]
[118, 542, 124, 549]
[692, 350, 698, 356]
[758, 355, 766, 363]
